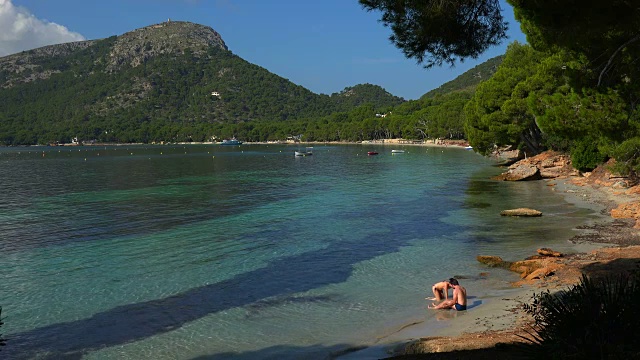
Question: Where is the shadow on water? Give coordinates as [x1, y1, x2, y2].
[189, 343, 368, 360]
[5, 204, 459, 359]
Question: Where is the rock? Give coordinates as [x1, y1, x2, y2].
[509, 260, 544, 278]
[477, 255, 510, 268]
[494, 151, 575, 181]
[611, 202, 640, 219]
[540, 167, 565, 179]
[492, 149, 524, 166]
[500, 208, 542, 217]
[494, 164, 541, 181]
[525, 267, 556, 280]
[537, 248, 563, 257]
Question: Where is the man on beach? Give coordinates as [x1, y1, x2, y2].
[427, 279, 452, 301]
[428, 278, 467, 311]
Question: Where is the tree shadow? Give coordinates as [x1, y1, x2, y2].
[189, 342, 369, 360]
[579, 257, 640, 280]
[2, 199, 463, 360]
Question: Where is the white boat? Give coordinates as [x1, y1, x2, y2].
[220, 138, 243, 146]
[295, 147, 314, 156]
[464, 146, 473, 150]
[391, 149, 405, 153]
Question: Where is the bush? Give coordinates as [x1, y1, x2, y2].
[608, 137, 640, 176]
[571, 137, 606, 172]
[522, 273, 640, 359]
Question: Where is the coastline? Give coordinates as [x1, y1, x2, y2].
[337, 153, 640, 359]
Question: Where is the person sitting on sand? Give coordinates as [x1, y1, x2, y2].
[427, 279, 453, 301]
[428, 278, 467, 311]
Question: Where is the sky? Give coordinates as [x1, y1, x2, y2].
[0, 0, 527, 100]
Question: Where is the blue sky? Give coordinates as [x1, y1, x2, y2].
[1, 0, 527, 100]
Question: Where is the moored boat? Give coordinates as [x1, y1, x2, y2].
[367, 151, 379, 155]
[295, 147, 314, 156]
[391, 149, 405, 153]
[220, 138, 243, 145]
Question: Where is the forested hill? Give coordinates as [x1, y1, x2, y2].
[0, 21, 404, 144]
[421, 55, 503, 99]
[330, 84, 404, 111]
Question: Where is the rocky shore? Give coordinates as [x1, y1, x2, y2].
[380, 151, 640, 359]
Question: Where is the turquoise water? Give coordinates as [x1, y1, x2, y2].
[0, 144, 598, 359]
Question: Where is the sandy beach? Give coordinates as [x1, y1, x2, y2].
[335, 151, 640, 359]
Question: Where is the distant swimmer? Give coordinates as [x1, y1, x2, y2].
[428, 278, 467, 311]
[426, 279, 453, 301]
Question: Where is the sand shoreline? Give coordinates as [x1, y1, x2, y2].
[336, 157, 640, 359]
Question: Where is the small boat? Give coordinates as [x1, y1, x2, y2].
[464, 146, 473, 150]
[367, 151, 379, 155]
[295, 147, 314, 156]
[391, 149, 405, 153]
[220, 138, 243, 146]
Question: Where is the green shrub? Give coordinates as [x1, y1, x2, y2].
[571, 138, 606, 172]
[522, 273, 640, 359]
[608, 137, 640, 176]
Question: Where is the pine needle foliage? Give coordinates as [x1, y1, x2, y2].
[522, 273, 640, 359]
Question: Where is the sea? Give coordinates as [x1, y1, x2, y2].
[0, 144, 602, 360]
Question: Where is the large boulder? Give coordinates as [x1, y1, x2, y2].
[492, 148, 524, 166]
[494, 164, 541, 181]
[478, 255, 556, 280]
[500, 208, 543, 217]
[494, 151, 575, 181]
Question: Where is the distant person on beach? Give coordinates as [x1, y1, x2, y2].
[428, 278, 467, 311]
[427, 279, 452, 301]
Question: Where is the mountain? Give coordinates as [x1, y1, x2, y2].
[0, 21, 404, 144]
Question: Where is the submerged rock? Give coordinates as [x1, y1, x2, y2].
[500, 208, 542, 217]
[476, 255, 511, 268]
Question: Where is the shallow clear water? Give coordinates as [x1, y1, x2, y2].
[0, 144, 599, 359]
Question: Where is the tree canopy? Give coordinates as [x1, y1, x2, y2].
[359, 0, 508, 67]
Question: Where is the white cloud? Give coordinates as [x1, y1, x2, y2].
[0, 0, 85, 57]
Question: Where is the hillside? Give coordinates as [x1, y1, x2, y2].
[330, 83, 404, 111]
[421, 55, 503, 98]
[0, 21, 404, 145]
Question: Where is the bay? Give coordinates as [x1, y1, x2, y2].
[0, 144, 599, 359]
